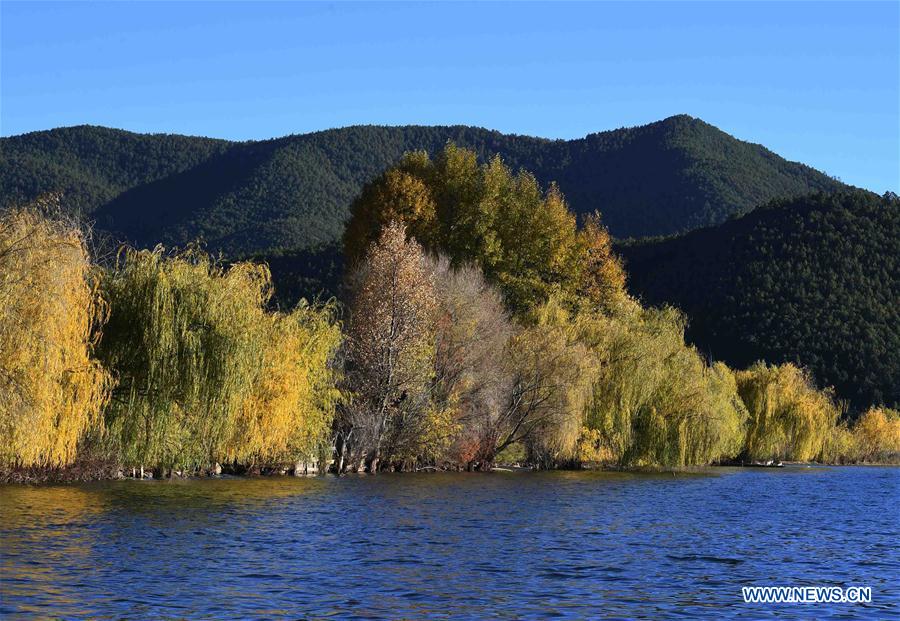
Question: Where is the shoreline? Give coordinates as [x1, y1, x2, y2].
[3, 460, 898, 486]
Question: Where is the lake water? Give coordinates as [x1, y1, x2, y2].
[1, 467, 898, 619]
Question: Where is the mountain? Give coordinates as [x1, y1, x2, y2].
[619, 190, 900, 409]
[0, 126, 230, 217]
[1, 115, 844, 257]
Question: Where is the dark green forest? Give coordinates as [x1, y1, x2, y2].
[621, 190, 900, 409]
[1, 115, 842, 257]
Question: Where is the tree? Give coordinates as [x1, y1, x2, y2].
[343, 165, 437, 267]
[851, 407, 900, 463]
[0, 198, 111, 467]
[577, 212, 628, 314]
[341, 222, 437, 472]
[430, 257, 513, 467]
[343, 144, 589, 317]
[577, 305, 747, 467]
[493, 298, 597, 468]
[227, 301, 343, 467]
[489, 179, 583, 315]
[736, 362, 840, 462]
[98, 246, 342, 473]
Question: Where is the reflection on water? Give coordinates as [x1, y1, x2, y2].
[1, 468, 898, 619]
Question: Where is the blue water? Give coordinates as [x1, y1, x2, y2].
[1, 467, 898, 619]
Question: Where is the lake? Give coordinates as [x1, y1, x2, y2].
[1, 467, 897, 619]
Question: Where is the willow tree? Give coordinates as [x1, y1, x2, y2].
[227, 301, 343, 467]
[577, 305, 747, 467]
[0, 201, 111, 467]
[341, 222, 438, 472]
[736, 362, 840, 461]
[497, 298, 597, 468]
[851, 407, 900, 463]
[99, 247, 341, 472]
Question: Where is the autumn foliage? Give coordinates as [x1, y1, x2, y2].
[98, 247, 341, 471]
[338, 145, 896, 470]
[1, 148, 896, 475]
[0, 199, 111, 467]
[0, 205, 341, 473]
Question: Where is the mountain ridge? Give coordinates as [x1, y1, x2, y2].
[1, 115, 846, 257]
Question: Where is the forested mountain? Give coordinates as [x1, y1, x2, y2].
[0, 126, 230, 217]
[1, 115, 843, 256]
[620, 190, 900, 409]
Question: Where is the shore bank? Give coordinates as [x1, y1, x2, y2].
[5, 459, 899, 485]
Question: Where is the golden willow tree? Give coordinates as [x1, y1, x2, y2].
[98, 247, 341, 473]
[736, 362, 840, 462]
[849, 407, 900, 463]
[340, 222, 440, 473]
[227, 300, 343, 467]
[576, 305, 747, 468]
[0, 200, 111, 467]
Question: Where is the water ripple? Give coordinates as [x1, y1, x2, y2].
[0, 467, 898, 619]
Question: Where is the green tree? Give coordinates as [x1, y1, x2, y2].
[344, 144, 589, 316]
[98, 247, 341, 473]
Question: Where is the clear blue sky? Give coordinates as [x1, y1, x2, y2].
[2, 1, 897, 192]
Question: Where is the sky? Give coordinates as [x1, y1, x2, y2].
[1, 1, 897, 193]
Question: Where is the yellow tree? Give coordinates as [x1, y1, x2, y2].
[228, 301, 343, 468]
[0, 200, 111, 467]
[852, 407, 900, 463]
[343, 165, 437, 267]
[577, 305, 747, 468]
[736, 362, 840, 461]
[577, 212, 628, 314]
[99, 247, 342, 473]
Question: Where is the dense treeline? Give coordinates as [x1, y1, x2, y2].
[0, 127, 229, 219]
[0, 154, 895, 476]
[1, 116, 842, 259]
[1, 198, 341, 475]
[330, 145, 897, 471]
[621, 190, 900, 409]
